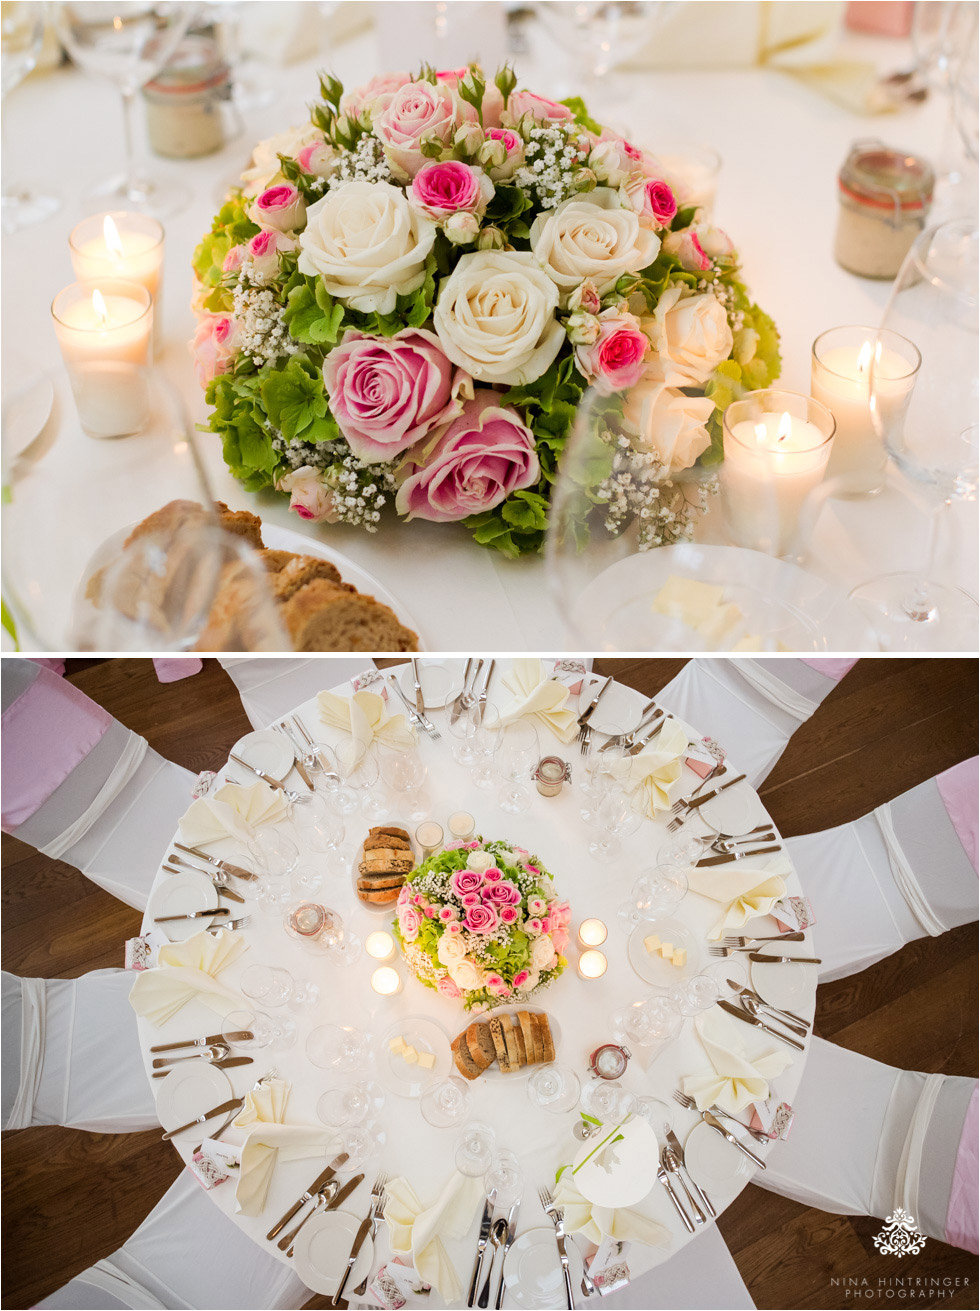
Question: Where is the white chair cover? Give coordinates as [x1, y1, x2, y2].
[219, 657, 377, 729]
[1, 969, 157, 1133]
[788, 765, 979, 982]
[755, 1037, 978, 1253]
[36, 1168, 310, 1311]
[587, 1223, 755, 1309]
[656, 659, 852, 787]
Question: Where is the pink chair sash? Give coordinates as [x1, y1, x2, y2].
[936, 758, 979, 874]
[1, 668, 111, 832]
[946, 1084, 979, 1254]
[800, 658, 858, 682]
[152, 658, 203, 683]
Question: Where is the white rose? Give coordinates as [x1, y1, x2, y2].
[437, 933, 467, 965]
[516, 969, 539, 991]
[298, 181, 437, 315]
[433, 250, 564, 386]
[449, 959, 484, 992]
[622, 374, 715, 473]
[643, 286, 734, 387]
[530, 935, 557, 971]
[529, 188, 660, 303]
[466, 851, 494, 873]
[241, 123, 323, 196]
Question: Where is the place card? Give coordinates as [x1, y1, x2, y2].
[750, 1098, 795, 1140]
[124, 928, 168, 971]
[772, 896, 815, 933]
[686, 738, 724, 778]
[552, 658, 588, 695]
[586, 1237, 632, 1296]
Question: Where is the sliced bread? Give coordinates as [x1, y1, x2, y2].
[358, 886, 401, 906]
[271, 553, 346, 601]
[517, 1011, 537, 1065]
[500, 1017, 521, 1071]
[488, 1017, 510, 1072]
[370, 826, 411, 839]
[364, 833, 411, 853]
[466, 1023, 497, 1072]
[537, 1013, 556, 1063]
[451, 1034, 483, 1081]
[282, 579, 419, 652]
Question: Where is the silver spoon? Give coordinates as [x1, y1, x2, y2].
[477, 1217, 508, 1308]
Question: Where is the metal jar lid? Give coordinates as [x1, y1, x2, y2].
[534, 755, 571, 785]
[589, 1043, 631, 1080]
[838, 139, 934, 213]
[143, 34, 230, 100]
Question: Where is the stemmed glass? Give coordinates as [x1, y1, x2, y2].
[618, 865, 688, 928]
[316, 1080, 385, 1129]
[248, 829, 299, 910]
[484, 1150, 524, 1202]
[306, 1023, 374, 1074]
[586, 765, 642, 863]
[470, 718, 502, 791]
[420, 1077, 471, 1128]
[318, 908, 362, 966]
[911, 1, 979, 189]
[526, 1062, 581, 1114]
[52, 2, 193, 216]
[311, 742, 358, 814]
[348, 747, 386, 821]
[1, 2, 60, 230]
[448, 703, 480, 766]
[379, 744, 429, 822]
[581, 1081, 638, 1123]
[494, 720, 539, 815]
[611, 994, 682, 1049]
[241, 962, 318, 1011]
[292, 793, 347, 869]
[850, 221, 979, 650]
[454, 1122, 496, 1177]
[222, 1005, 295, 1051]
[668, 968, 722, 1017]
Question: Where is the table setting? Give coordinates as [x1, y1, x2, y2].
[1, 2, 977, 654]
[129, 658, 818, 1307]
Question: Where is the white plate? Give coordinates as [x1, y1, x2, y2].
[468, 1005, 562, 1078]
[2, 374, 54, 460]
[381, 1015, 451, 1098]
[689, 777, 770, 838]
[262, 523, 427, 650]
[229, 729, 294, 784]
[291, 1209, 374, 1296]
[628, 917, 700, 987]
[147, 870, 219, 940]
[573, 1116, 660, 1208]
[155, 1061, 233, 1135]
[683, 1120, 751, 1193]
[504, 1228, 585, 1310]
[396, 659, 462, 709]
[750, 944, 817, 1012]
[353, 818, 419, 916]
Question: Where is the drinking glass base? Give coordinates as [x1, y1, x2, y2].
[1, 187, 60, 233]
[850, 573, 978, 651]
[84, 172, 191, 220]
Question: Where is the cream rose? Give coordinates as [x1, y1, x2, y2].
[433, 250, 563, 386]
[437, 933, 467, 965]
[241, 123, 324, 195]
[622, 374, 715, 473]
[530, 935, 557, 971]
[449, 959, 484, 992]
[465, 851, 494, 873]
[643, 286, 734, 387]
[529, 188, 660, 302]
[298, 181, 437, 315]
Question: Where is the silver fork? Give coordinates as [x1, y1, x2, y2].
[538, 1186, 575, 1309]
[667, 763, 724, 819]
[672, 1091, 771, 1145]
[386, 673, 441, 739]
[228, 754, 305, 803]
[209, 914, 251, 933]
[351, 1171, 390, 1295]
[724, 932, 805, 948]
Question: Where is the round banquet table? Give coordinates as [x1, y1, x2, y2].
[135, 663, 814, 1306]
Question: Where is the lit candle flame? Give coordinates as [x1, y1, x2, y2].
[112, 14, 122, 30]
[103, 214, 124, 260]
[856, 340, 872, 373]
[91, 288, 109, 328]
[777, 411, 793, 443]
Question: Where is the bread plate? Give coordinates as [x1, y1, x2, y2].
[351, 818, 420, 915]
[381, 1015, 452, 1098]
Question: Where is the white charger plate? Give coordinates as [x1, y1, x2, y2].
[504, 1228, 585, 1310]
[229, 729, 294, 783]
[628, 917, 700, 987]
[291, 1209, 374, 1296]
[147, 870, 219, 940]
[473, 1005, 562, 1079]
[750, 944, 818, 1012]
[684, 1120, 751, 1193]
[689, 778, 770, 838]
[381, 1015, 451, 1098]
[155, 1061, 233, 1134]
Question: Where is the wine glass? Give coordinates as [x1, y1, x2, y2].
[379, 744, 429, 821]
[312, 742, 358, 814]
[911, 1, 979, 187]
[348, 747, 386, 821]
[290, 864, 324, 898]
[611, 995, 682, 1048]
[1, 2, 60, 230]
[248, 829, 300, 906]
[850, 221, 979, 650]
[454, 1121, 496, 1177]
[526, 1062, 581, 1114]
[484, 1150, 524, 1203]
[318, 908, 362, 966]
[202, 0, 274, 113]
[586, 772, 642, 863]
[316, 1080, 385, 1128]
[420, 1077, 471, 1128]
[618, 864, 689, 927]
[581, 1081, 638, 1123]
[494, 720, 539, 815]
[306, 1023, 374, 1073]
[668, 968, 722, 1017]
[52, 2, 193, 216]
[533, 1, 673, 114]
[470, 718, 502, 791]
[448, 702, 480, 766]
[292, 792, 346, 860]
[222, 1005, 294, 1051]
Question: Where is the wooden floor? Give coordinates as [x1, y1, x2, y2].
[2, 657, 977, 1310]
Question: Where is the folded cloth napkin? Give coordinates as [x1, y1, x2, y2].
[233, 1077, 339, 1216]
[608, 718, 689, 817]
[178, 780, 289, 847]
[317, 689, 416, 769]
[554, 1173, 670, 1248]
[128, 928, 247, 1026]
[681, 1007, 794, 1114]
[492, 658, 579, 743]
[384, 1171, 484, 1303]
[686, 858, 790, 940]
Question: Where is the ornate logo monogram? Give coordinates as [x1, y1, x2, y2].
[873, 1207, 928, 1257]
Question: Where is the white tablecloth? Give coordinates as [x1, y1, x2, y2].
[3, 15, 975, 650]
[134, 661, 814, 1304]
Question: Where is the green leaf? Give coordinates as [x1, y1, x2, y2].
[672, 205, 698, 231]
[260, 355, 328, 442]
[559, 94, 602, 135]
[555, 1163, 570, 1184]
[580, 1112, 602, 1126]
[283, 277, 347, 347]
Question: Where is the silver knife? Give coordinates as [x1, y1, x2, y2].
[717, 999, 806, 1051]
[275, 721, 316, 790]
[153, 1055, 252, 1078]
[228, 753, 289, 793]
[476, 659, 496, 723]
[696, 845, 782, 867]
[577, 674, 612, 726]
[163, 865, 246, 902]
[666, 1127, 716, 1219]
[727, 981, 809, 1030]
[684, 773, 747, 811]
[451, 659, 474, 725]
[494, 1200, 520, 1309]
[467, 1186, 498, 1307]
[702, 1110, 768, 1169]
[161, 1095, 244, 1141]
[153, 906, 229, 923]
[411, 658, 424, 716]
[657, 1164, 694, 1232]
[173, 843, 257, 881]
[266, 1153, 350, 1240]
[747, 951, 821, 965]
[332, 1201, 374, 1305]
[284, 1172, 365, 1256]
[151, 1030, 251, 1053]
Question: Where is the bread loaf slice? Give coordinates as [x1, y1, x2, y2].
[517, 1012, 536, 1065]
[537, 1013, 556, 1063]
[364, 833, 411, 853]
[500, 1017, 521, 1071]
[488, 1017, 510, 1072]
[356, 874, 405, 891]
[465, 1023, 497, 1072]
[508, 1015, 527, 1067]
[282, 579, 419, 652]
[451, 1034, 483, 1081]
[358, 886, 401, 906]
[370, 826, 411, 839]
[213, 500, 264, 549]
[271, 553, 347, 602]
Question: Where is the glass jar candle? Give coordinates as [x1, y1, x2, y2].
[415, 820, 443, 858]
[589, 1043, 631, 1080]
[834, 140, 934, 280]
[371, 966, 402, 996]
[142, 34, 230, 159]
[285, 901, 327, 940]
[447, 810, 475, 840]
[534, 755, 571, 797]
[577, 949, 608, 980]
[577, 918, 608, 948]
[365, 930, 396, 963]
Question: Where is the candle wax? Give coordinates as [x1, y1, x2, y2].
[813, 343, 914, 491]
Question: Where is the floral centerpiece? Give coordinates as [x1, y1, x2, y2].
[192, 66, 779, 556]
[392, 838, 569, 1010]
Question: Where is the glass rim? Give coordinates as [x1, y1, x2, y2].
[68, 210, 165, 258]
[723, 388, 836, 454]
[811, 325, 922, 382]
[51, 277, 152, 331]
[908, 219, 979, 307]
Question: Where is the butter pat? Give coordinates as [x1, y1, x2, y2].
[659, 941, 674, 958]
[651, 576, 724, 629]
[644, 934, 661, 954]
[417, 1050, 435, 1070]
[402, 1044, 418, 1065]
[389, 1036, 406, 1055]
[672, 948, 687, 968]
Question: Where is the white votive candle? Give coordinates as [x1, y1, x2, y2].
[51, 279, 153, 439]
[811, 326, 920, 497]
[577, 949, 608, 980]
[371, 966, 402, 996]
[447, 810, 475, 840]
[416, 821, 443, 855]
[69, 212, 165, 350]
[577, 918, 608, 948]
[365, 930, 395, 962]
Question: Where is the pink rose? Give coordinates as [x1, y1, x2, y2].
[512, 968, 530, 988]
[525, 866, 540, 876]
[450, 868, 484, 898]
[410, 160, 494, 222]
[574, 309, 649, 395]
[222, 244, 244, 274]
[483, 880, 521, 905]
[526, 896, 547, 915]
[275, 465, 338, 523]
[527, 918, 544, 935]
[627, 176, 678, 229]
[249, 184, 306, 233]
[398, 907, 421, 942]
[567, 280, 601, 316]
[506, 90, 574, 124]
[424, 907, 436, 917]
[500, 905, 519, 924]
[192, 314, 239, 388]
[247, 228, 296, 281]
[552, 926, 570, 954]
[693, 223, 735, 261]
[435, 68, 504, 126]
[663, 228, 711, 272]
[464, 903, 499, 933]
[437, 974, 462, 999]
[438, 906, 458, 921]
[482, 867, 503, 884]
[550, 901, 572, 927]
[323, 328, 469, 465]
[446, 921, 463, 936]
[412, 893, 423, 905]
[375, 80, 473, 178]
[480, 127, 525, 180]
[295, 141, 336, 179]
[467, 840, 481, 849]
[445, 838, 464, 850]
[396, 392, 540, 523]
[342, 71, 412, 121]
[461, 891, 481, 908]
[539, 916, 552, 934]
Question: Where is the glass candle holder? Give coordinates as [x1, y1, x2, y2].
[365, 930, 396, 963]
[811, 325, 920, 497]
[834, 141, 933, 280]
[577, 949, 608, 980]
[51, 279, 153, 438]
[577, 918, 608, 948]
[371, 966, 402, 997]
[285, 900, 327, 941]
[69, 212, 165, 350]
[415, 820, 443, 858]
[447, 810, 475, 840]
[534, 755, 571, 797]
[721, 389, 836, 559]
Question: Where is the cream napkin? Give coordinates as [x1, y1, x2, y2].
[686, 858, 790, 940]
[681, 1008, 794, 1114]
[609, 718, 688, 817]
[233, 1077, 339, 1216]
[554, 1173, 670, 1248]
[317, 689, 417, 768]
[128, 928, 247, 1026]
[178, 780, 289, 847]
[384, 1171, 484, 1303]
[492, 658, 578, 743]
